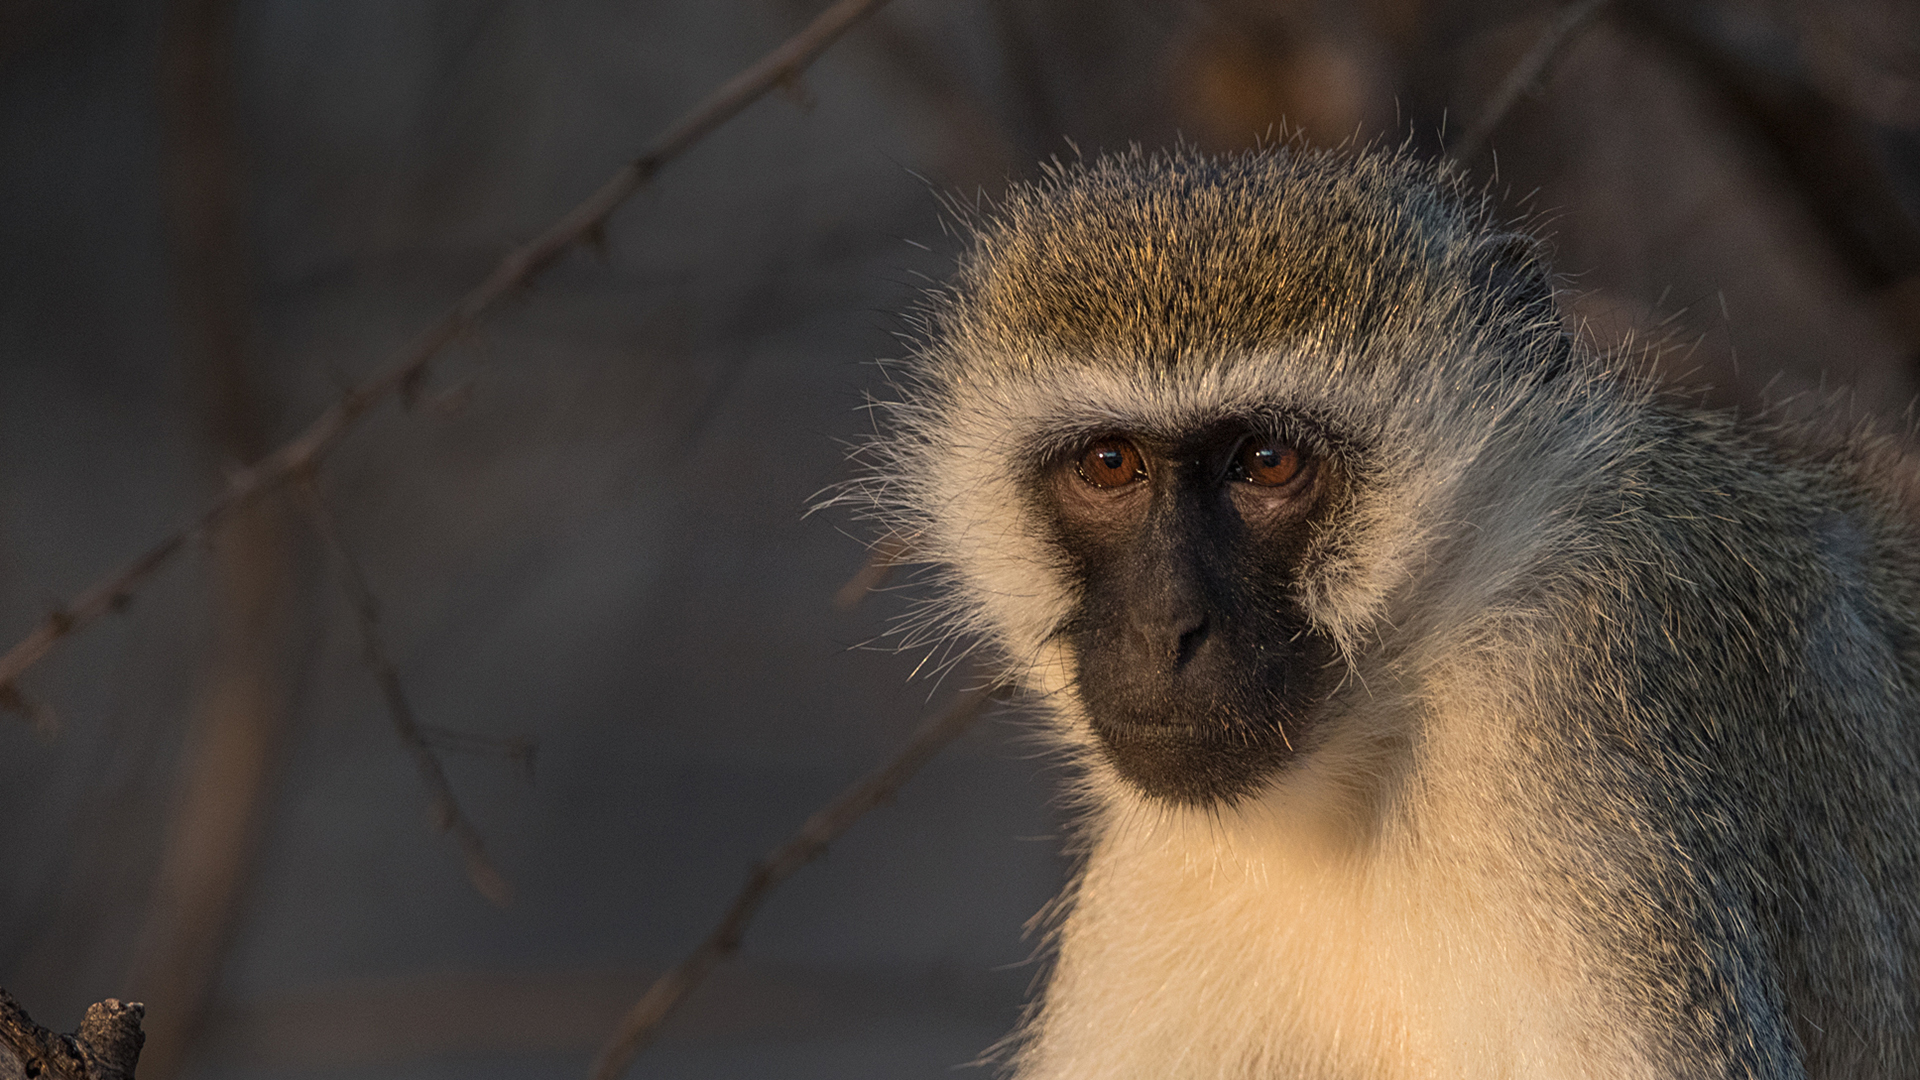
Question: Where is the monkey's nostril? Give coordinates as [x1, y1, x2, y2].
[1173, 617, 1210, 669]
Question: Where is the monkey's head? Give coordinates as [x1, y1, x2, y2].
[855, 147, 1604, 809]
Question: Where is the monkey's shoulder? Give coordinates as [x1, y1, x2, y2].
[1538, 402, 1920, 740]
[1604, 404, 1920, 581]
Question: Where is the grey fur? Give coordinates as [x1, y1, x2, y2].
[843, 145, 1920, 1078]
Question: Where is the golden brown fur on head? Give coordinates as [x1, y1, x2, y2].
[961, 150, 1469, 357]
[843, 144, 1920, 1078]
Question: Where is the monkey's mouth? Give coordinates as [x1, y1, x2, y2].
[1069, 615, 1336, 807]
[1087, 711, 1304, 807]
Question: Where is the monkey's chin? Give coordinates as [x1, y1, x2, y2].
[1089, 717, 1300, 808]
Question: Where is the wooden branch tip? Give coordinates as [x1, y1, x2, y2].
[1, 989, 146, 1080]
[0, 0, 899, 698]
[587, 677, 1002, 1080]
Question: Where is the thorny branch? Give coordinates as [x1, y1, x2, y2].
[300, 481, 513, 907]
[0, 0, 898, 720]
[1451, 0, 1612, 165]
[0, 990, 146, 1080]
[587, 678, 1006, 1080]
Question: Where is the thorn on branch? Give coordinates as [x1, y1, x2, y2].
[399, 364, 430, 412]
[583, 221, 610, 262]
[776, 71, 817, 111]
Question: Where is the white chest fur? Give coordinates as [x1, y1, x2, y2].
[1013, 772, 1651, 1080]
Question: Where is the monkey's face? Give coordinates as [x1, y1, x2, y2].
[1038, 420, 1342, 806]
[858, 149, 1584, 812]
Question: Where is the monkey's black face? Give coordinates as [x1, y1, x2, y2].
[1042, 423, 1339, 807]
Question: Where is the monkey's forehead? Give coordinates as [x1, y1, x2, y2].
[911, 344, 1458, 462]
[931, 146, 1511, 361]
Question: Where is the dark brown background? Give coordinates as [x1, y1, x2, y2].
[1, 0, 1916, 1076]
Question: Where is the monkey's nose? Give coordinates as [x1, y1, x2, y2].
[1125, 609, 1211, 672]
[1173, 616, 1210, 669]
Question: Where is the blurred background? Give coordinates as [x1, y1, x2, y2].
[0, 0, 1916, 1077]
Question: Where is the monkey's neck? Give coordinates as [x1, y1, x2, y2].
[1021, 670, 1649, 1080]
[1020, 787, 1648, 1080]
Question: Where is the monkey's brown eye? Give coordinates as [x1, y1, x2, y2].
[1076, 438, 1146, 489]
[1235, 439, 1303, 487]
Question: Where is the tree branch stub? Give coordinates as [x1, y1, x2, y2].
[0, 991, 146, 1080]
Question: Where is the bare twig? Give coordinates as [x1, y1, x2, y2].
[300, 482, 512, 907]
[0, 0, 898, 716]
[0, 990, 145, 1080]
[1451, 0, 1611, 165]
[587, 679, 1004, 1080]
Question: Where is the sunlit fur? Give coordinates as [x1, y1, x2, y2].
[839, 146, 1920, 1078]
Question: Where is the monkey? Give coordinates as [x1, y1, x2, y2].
[839, 145, 1920, 1079]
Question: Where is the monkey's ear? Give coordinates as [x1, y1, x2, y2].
[1464, 233, 1556, 321]
[1463, 232, 1570, 378]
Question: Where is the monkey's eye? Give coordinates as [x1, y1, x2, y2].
[1076, 438, 1147, 489]
[1233, 438, 1304, 487]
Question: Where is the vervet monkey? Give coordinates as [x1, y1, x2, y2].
[847, 146, 1920, 1078]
